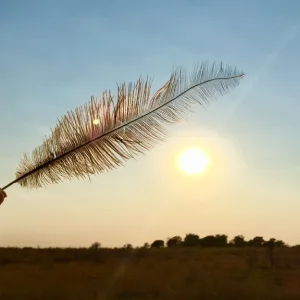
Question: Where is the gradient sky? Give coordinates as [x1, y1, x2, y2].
[1, 0, 300, 248]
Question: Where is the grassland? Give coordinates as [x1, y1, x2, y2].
[0, 246, 300, 300]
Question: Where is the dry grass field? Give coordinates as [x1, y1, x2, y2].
[0, 247, 300, 300]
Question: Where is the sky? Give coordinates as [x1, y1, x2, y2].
[0, 0, 300, 248]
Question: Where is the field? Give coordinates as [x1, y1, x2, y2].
[0, 247, 300, 300]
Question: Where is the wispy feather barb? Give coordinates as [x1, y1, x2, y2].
[2, 62, 245, 190]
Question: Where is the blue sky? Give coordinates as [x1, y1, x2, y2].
[0, 0, 300, 247]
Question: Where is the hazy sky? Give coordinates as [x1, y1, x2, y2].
[1, 0, 300, 248]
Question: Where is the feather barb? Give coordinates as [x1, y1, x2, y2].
[1, 62, 245, 190]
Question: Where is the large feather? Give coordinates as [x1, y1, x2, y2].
[2, 62, 245, 190]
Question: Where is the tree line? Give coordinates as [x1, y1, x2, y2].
[146, 234, 286, 249]
[90, 234, 290, 250]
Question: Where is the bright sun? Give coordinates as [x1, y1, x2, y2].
[178, 148, 210, 175]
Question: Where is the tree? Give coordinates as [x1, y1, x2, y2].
[200, 235, 216, 247]
[89, 242, 101, 263]
[275, 240, 286, 247]
[263, 238, 286, 248]
[214, 234, 228, 247]
[248, 236, 264, 247]
[230, 235, 247, 247]
[183, 233, 200, 247]
[200, 234, 228, 247]
[143, 242, 150, 249]
[263, 238, 276, 248]
[167, 236, 182, 247]
[90, 242, 101, 250]
[123, 243, 133, 249]
[151, 240, 164, 248]
[263, 238, 277, 268]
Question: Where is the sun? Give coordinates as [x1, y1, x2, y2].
[177, 148, 210, 175]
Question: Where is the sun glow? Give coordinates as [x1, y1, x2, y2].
[177, 148, 211, 175]
[93, 118, 100, 125]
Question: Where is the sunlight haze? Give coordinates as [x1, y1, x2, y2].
[177, 148, 211, 175]
[1, 0, 300, 248]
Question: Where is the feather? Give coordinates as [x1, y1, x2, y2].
[2, 61, 245, 190]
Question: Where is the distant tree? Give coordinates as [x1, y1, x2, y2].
[263, 238, 286, 248]
[89, 242, 101, 263]
[263, 238, 277, 268]
[200, 235, 216, 247]
[90, 242, 101, 250]
[183, 233, 200, 247]
[151, 240, 164, 248]
[230, 235, 247, 247]
[275, 240, 286, 247]
[248, 236, 264, 247]
[143, 242, 150, 249]
[263, 238, 276, 248]
[214, 234, 228, 247]
[167, 236, 182, 247]
[200, 234, 228, 247]
[123, 243, 133, 249]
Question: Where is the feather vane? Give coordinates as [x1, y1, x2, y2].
[2, 62, 245, 190]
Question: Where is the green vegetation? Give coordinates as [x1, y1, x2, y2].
[1, 234, 300, 300]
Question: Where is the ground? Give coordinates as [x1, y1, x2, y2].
[0, 247, 300, 299]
